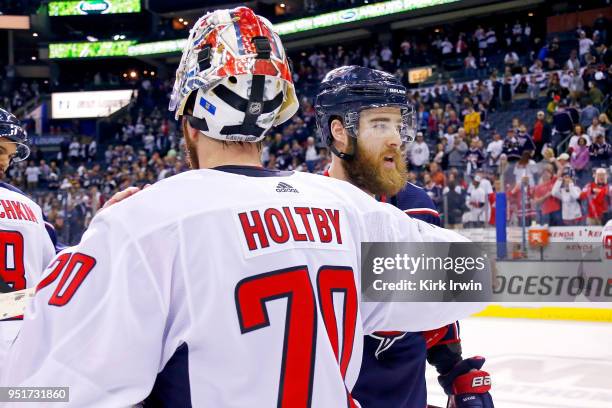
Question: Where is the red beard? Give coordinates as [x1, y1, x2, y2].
[342, 140, 408, 196]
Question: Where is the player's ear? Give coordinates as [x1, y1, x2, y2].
[330, 118, 348, 151]
[182, 116, 199, 144]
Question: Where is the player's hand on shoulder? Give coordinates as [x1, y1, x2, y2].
[100, 184, 150, 212]
[438, 356, 494, 408]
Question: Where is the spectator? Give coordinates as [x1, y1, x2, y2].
[25, 161, 40, 191]
[465, 139, 485, 176]
[516, 125, 536, 156]
[589, 134, 611, 169]
[568, 70, 584, 102]
[304, 136, 318, 173]
[533, 167, 562, 225]
[547, 76, 563, 101]
[68, 138, 81, 164]
[476, 49, 489, 78]
[554, 152, 572, 177]
[464, 52, 477, 77]
[568, 124, 591, 150]
[423, 172, 443, 211]
[486, 131, 504, 169]
[565, 49, 581, 71]
[409, 132, 430, 172]
[429, 162, 446, 186]
[580, 99, 600, 128]
[593, 13, 609, 44]
[447, 135, 467, 171]
[570, 136, 591, 186]
[503, 128, 521, 163]
[588, 81, 604, 107]
[504, 50, 519, 70]
[529, 59, 544, 74]
[432, 143, 447, 168]
[587, 117, 606, 141]
[580, 168, 611, 225]
[38, 160, 50, 188]
[599, 113, 611, 138]
[513, 151, 538, 186]
[143, 130, 155, 155]
[531, 111, 551, 160]
[443, 124, 457, 147]
[380, 45, 393, 71]
[463, 104, 481, 136]
[500, 75, 513, 110]
[443, 173, 467, 228]
[489, 74, 501, 111]
[87, 140, 97, 161]
[598, 43, 612, 66]
[527, 76, 540, 108]
[440, 37, 453, 57]
[486, 27, 497, 49]
[552, 167, 583, 225]
[578, 31, 594, 63]
[537, 147, 557, 176]
[456, 33, 468, 56]
[552, 101, 575, 147]
[465, 175, 486, 227]
[509, 175, 535, 226]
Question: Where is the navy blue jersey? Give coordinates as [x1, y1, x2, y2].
[389, 182, 442, 226]
[353, 182, 461, 408]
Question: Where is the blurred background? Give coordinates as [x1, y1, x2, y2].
[2, 2, 612, 407]
[0, 0, 610, 245]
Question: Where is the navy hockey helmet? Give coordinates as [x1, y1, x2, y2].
[314, 66, 416, 149]
[0, 108, 30, 163]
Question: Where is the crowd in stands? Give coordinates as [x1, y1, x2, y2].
[0, 69, 44, 114]
[3, 15, 611, 243]
[0, 0, 40, 15]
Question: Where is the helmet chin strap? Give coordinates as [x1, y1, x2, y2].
[330, 144, 354, 161]
[330, 131, 356, 161]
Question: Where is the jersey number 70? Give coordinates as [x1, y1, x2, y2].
[235, 265, 358, 408]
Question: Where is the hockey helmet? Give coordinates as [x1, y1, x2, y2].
[314, 66, 415, 147]
[0, 108, 30, 163]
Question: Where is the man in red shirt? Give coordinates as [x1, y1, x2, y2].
[530, 111, 551, 161]
[533, 167, 562, 225]
[580, 168, 611, 225]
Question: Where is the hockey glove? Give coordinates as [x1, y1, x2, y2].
[438, 356, 493, 408]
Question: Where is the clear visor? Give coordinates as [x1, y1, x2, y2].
[0, 142, 31, 163]
[343, 104, 416, 144]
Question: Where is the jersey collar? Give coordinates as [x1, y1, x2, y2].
[212, 165, 294, 178]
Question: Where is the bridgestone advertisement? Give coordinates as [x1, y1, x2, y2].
[361, 243, 610, 302]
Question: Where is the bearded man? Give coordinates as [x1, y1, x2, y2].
[315, 66, 494, 408]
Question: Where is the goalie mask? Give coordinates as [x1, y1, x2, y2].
[169, 7, 298, 142]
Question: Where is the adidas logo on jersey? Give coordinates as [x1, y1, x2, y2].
[276, 182, 298, 193]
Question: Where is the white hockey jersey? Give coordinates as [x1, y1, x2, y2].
[0, 186, 55, 374]
[1, 167, 483, 407]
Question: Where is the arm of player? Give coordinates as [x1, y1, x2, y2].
[360, 208, 487, 334]
[0, 213, 168, 407]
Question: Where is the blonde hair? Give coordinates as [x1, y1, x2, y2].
[543, 148, 554, 159]
[598, 113, 611, 125]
